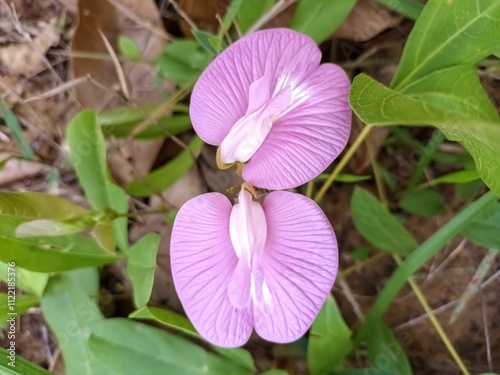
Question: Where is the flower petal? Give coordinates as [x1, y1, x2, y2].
[190, 28, 321, 146]
[253, 191, 338, 343]
[243, 63, 352, 190]
[170, 193, 253, 347]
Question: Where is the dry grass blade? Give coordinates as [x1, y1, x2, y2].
[24, 77, 90, 103]
[98, 29, 130, 101]
[449, 248, 498, 324]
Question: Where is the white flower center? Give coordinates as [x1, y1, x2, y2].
[219, 73, 291, 164]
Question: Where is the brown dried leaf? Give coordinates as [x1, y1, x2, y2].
[71, 0, 170, 183]
[334, 0, 402, 42]
[0, 20, 60, 76]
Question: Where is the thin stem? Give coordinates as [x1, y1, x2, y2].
[315, 126, 372, 203]
[305, 180, 314, 198]
[394, 255, 471, 375]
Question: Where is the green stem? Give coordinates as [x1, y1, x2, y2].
[315, 126, 372, 203]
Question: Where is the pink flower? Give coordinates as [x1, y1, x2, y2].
[190, 28, 352, 190]
[171, 187, 338, 347]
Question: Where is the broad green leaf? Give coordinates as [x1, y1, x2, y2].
[67, 110, 128, 250]
[399, 189, 444, 217]
[375, 0, 423, 20]
[126, 233, 160, 308]
[67, 110, 111, 210]
[0, 99, 35, 160]
[0, 192, 87, 221]
[129, 306, 255, 371]
[126, 136, 204, 196]
[350, 74, 500, 196]
[15, 218, 94, 238]
[0, 293, 39, 321]
[88, 318, 253, 375]
[237, 0, 274, 33]
[425, 170, 480, 186]
[129, 306, 197, 337]
[351, 188, 418, 255]
[462, 202, 500, 249]
[367, 323, 412, 375]
[0, 348, 52, 375]
[400, 65, 499, 121]
[0, 236, 121, 272]
[118, 35, 141, 61]
[156, 40, 210, 86]
[308, 296, 352, 374]
[391, 0, 500, 89]
[42, 275, 115, 375]
[91, 220, 116, 252]
[291, 0, 356, 44]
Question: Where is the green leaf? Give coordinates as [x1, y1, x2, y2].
[15, 218, 94, 238]
[192, 30, 224, 55]
[391, 0, 500, 89]
[237, 0, 274, 33]
[351, 246, 371, 261]
[0, 99, 35, 160]
[0, 348, 52, 374]
[424, 170, 480, 186]
[0, 192, 88, 221]
[291, 0, 356, 44]
[350, 74, 500, 196]
[156, 40, 210, 86]
[88, 318, 253, 375]
[375, 0, 423, 20]
[462, 202, 500, 249]
[67, 110, 110, 210]
[220, 0, 243, 36]
[118, 35, 141, 60]
[98, 103, 189, 138]
[67, 110, 128, 250]
[400, 65, 499, 121]
[213, 347, 255, 372]
[351, 188, 418, 255]
[126, 233, 160, 308]
[0, 293, 39, 321]
[367, 323, 412, 375]
[129, 306, 255, 371]
[100, 113, 192, 139]
[129, 306, 197, 337]
[0, 236, 121, 272]
[126, 136, 204, 196]
[0, 262, 48, 297]
[42, 275, 115, 375]
[399, 189, 444, 217]
[308, 296, 352, 374]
